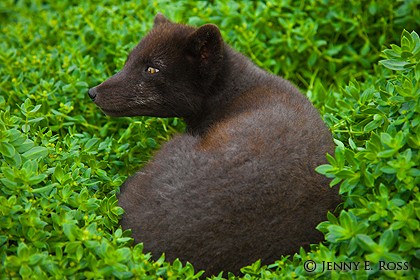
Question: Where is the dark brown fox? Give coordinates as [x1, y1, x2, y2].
[88, 14, 340, 276]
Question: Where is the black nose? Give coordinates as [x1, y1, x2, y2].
[88, 87, 97, 101]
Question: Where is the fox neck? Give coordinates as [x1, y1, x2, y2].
[185, 45, 267, 135]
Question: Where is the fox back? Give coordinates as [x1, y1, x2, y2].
[89, 14, 340, 276]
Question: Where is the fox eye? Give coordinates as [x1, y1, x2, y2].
[146, 66, 159, 75]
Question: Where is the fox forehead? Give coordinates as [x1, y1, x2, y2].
[128, 23, 195, 64]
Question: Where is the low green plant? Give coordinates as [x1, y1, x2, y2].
[0, 0, 419, 279]
[313, 29, 419, 279]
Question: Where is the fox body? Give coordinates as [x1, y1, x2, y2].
[89, 14, 340, 275]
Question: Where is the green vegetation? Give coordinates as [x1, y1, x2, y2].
[1, 0, 419, 279]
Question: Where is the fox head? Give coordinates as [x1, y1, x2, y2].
[88, 14, 224, 118]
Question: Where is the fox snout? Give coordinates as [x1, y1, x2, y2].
[88, 87, 97, 101]
[88, 70, 121, 103]
[87, 71, 125, 112]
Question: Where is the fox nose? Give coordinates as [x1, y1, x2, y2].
[88, 87, 97, 101]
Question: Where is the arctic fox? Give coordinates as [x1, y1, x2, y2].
[88, 14, 340, 276]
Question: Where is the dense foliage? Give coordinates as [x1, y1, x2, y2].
[0, 0, 419, 279]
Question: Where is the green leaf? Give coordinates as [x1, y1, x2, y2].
[307, 52, 318, 67]
[364, 119, 381, 132]
[63, 223, 80, 242]
[22, 146, 49, 160]
[315, 164, 334, 174]
[356, 234, 377, 251]
[0, 142, 16, 158]
[379, 229, 396, 248]
[19, 264, 32, 278]
[29, 253, 43, 265]
[329, 177, 342, 187]
[31, 183, 56, 194]
[379, 59, 411, 71]
[85, 138, 99, 150]
[377, 149, 396, 158]
[29, 104, 42, 114]
[348, 138, 357, 150]
[380, 133, 393, 146]
[381, 166, 396, 174]
[28, 174, 48, 185]
[0, 235, 7, 246]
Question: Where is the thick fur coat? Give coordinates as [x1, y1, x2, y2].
[89, 14, 340, 276]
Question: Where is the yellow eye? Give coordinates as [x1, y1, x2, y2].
[147, 66, 159, 74]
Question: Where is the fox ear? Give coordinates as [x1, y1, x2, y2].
[186, 24, 224, 72]
[154, 13, 171, 27]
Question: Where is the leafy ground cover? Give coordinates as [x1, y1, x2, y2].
[0, 0, 419, 279]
